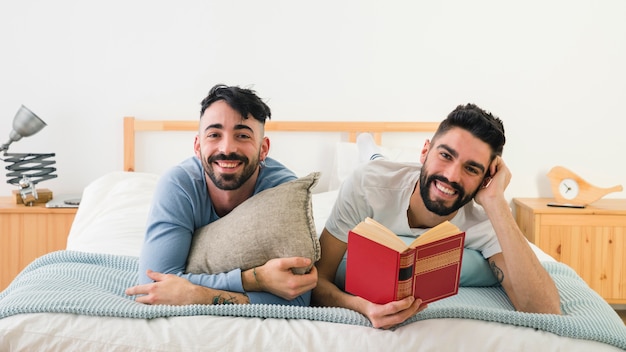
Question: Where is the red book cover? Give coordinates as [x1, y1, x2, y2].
[345, 219, 465, 305]
[412, 233, 465, 303]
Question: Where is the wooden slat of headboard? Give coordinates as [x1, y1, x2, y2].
[123, 116, 439, 172]
[124, 117, 199, 171]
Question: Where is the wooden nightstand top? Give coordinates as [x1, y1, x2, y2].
[0, 196, 78, 214]
[513, 197, 626, 215]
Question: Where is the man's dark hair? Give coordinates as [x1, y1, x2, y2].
[200, 84, 271, 124]
[433, 103, 506, 158]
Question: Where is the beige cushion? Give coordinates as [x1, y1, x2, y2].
[185, 172, 321, 275]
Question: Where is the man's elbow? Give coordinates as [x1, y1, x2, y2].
[516, 299, 562, 315]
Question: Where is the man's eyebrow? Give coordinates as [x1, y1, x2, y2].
[436, 144, 486, 173]
[205, 123, 223, 132]
[437, 144, 458, 158]
[467, 160, 486, 173]
[204, 123, 254, 133]
[233, 124, 254, 133]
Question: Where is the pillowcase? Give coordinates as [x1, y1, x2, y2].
[328, 140, 422, 190]
[66, 171, 159, 257]
[311, 189, 339, 237]
[186, 172, 321, 275]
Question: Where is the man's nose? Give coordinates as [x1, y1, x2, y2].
[218, 135, 238, 154]
[442, 164, 463, 184]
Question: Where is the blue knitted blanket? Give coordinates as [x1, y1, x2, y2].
[1, 250, 624, 350]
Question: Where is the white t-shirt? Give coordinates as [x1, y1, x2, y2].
[325, 160, 502, 259]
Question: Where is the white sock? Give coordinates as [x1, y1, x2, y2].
[356, 133, 384, 162]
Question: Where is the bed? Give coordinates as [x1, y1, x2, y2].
[0, 117, 625, 351]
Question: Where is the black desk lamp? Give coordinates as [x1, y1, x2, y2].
[1, 105, 57, 205]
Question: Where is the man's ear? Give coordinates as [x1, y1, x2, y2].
[260, 136, 270, 161]
[193, 134, 202, 159]
[420, 139, 430, 164]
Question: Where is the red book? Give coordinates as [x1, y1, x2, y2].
[345, 218, 465, 304]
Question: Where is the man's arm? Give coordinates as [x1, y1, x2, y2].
[484, 210, 562, 314]
[127, 270, 250, 305]
[476, 157, 561, 314]
[127, 257, 317, 306]
[136, 215, 316, 305]
[312, 230, 426, 329]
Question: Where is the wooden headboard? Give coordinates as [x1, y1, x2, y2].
[123, 116, 439, 172]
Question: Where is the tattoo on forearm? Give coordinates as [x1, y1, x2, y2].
[211, 293, 239, 305]
[490, 261, 504, 284]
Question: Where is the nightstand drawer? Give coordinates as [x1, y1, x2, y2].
[540, 214, 624, 226]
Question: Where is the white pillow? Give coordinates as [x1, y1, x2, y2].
[328, 141, 422, 191]
[312, 190, 339, 236]
[66, 171, 159, 257]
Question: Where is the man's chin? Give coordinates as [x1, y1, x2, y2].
[214, 182, 239, 191]
[431, 194, 458, 206]
[210, 175, 240, 190]
[425, 199, 458, 217]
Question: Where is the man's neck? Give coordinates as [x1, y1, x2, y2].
[207, 175, 258, 217]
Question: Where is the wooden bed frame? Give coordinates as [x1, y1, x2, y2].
[123, 116, 439, 172]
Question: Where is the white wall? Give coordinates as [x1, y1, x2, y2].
[1, 0, 625, 201]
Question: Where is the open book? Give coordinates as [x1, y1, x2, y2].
[345, 217, 465, 304]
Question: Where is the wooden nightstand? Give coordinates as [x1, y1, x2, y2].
[0, 196, 77, 291]
[513, 197, 626, 304]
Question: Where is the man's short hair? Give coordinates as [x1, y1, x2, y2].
[433, 103, 506, 158]
[200, 85, 271, 124]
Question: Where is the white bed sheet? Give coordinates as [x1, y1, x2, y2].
[1, 171, 623, 352]
[2, 312, 623, 352]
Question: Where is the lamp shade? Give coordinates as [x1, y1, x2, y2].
[1, 105, 47, 152]
[9, 105, 47, 142]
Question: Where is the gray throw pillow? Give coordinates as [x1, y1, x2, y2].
[185, 172, 321, 275]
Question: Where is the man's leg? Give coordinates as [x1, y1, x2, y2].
[356, 133, 384, 161]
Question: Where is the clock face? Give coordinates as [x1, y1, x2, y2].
[559, 178, 579, 200]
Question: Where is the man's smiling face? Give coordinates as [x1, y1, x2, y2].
[418, 127, 492, 216]
[194, 100, 268, 191]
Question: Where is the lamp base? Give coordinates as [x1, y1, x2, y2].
[12, 188, 53, 205]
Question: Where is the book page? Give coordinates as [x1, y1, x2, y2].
[408, 221, 461, 248]
[351, 217, 408, 252]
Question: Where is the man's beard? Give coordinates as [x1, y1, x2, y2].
[202, 152, 260, 191]
[418, 167, 478, 216]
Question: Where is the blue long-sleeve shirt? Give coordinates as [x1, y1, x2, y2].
[137, 156, 308, 305]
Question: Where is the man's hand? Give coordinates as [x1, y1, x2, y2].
[125, 270, 200, 305]
[475, 156, 511, 207]
[243, 257, 318, 301]
[361, 295, 428, 329]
